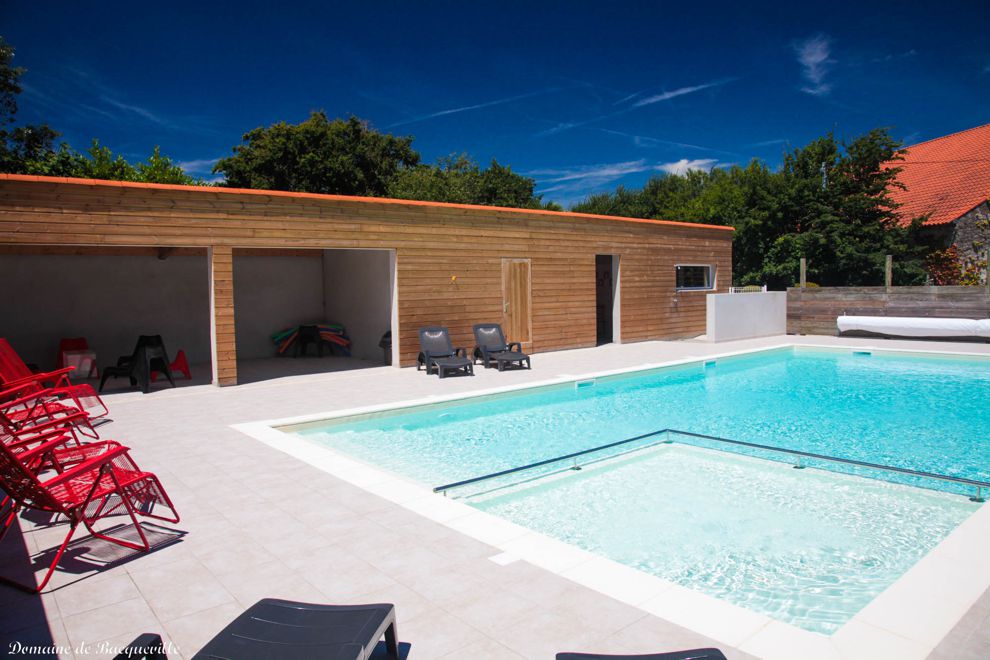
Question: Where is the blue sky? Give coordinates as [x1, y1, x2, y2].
[4, 1, 989, 207]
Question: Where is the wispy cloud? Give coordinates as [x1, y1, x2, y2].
[537, 77, 733, 138]
[530, 158, 720, 207]
[591, 127, 736, 156]
[656, 159, 719, 176]
[795, 34, 834, 96]
[99, 95, 172, 127]
[632, 80, 731, 108]
[530, 160, 652, 189]
[747, 138, 789, 148]
[176, 157, 222, 174]
[387, 86, 569, 128]
[872, 49, 917, 63]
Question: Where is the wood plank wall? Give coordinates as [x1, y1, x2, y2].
[787, 286, 990, 336]
[209, 246, 237, 386]
[0, 177, 733, 379]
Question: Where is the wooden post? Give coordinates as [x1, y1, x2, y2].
[885, 255, 893, 288]
[209, 246, 237, 386]
[799, 257, 807, 288]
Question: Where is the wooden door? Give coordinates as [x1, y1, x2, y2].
[501, 258, 532, 344]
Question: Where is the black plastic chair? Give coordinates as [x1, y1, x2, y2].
[294, 324, 334, 358]
[472, 323, 531, 371]
[556, 650, 726, 660]
[99, 335, 175, 394]
[417, 326, 473, 378]
[114, 598, 400, 660]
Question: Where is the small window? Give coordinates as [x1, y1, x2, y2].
[675, 265, 715, 290]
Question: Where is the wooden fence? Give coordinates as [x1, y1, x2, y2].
[787, 286, 990, 336]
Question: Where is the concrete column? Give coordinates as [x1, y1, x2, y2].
[885, 255, 893, 288]
[389, 250, 400, 368]
[209, 246, 237, 386]
[611, 256, 621, 343]
[799, 258, 807, 288]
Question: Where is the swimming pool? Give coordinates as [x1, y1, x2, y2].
[287, 346, 990, 633]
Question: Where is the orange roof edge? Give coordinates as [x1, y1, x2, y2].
[0, 173, 734, 233]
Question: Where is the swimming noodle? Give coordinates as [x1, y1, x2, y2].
[271, 323, 352, 356]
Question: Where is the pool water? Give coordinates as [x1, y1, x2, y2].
[292, 347, 990, 632]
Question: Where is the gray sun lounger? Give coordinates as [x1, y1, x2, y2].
[472, 323, 531, 371]
[556, 649, 727, 660]
[114, 598, 400, 660]
[418, 326, 474, 378]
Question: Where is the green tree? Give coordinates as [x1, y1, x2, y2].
[388, 153, 558, 209]
[214, 112, 419, 196]
[572, 129, 931, 287]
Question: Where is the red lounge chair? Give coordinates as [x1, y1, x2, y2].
[1, 407, 111, 474]
[0, 338, 109, 419]
[0, 384, 100, 440]
[0, 440, 179, 592]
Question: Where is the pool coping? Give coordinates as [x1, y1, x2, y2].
[232, 342, 990, 659]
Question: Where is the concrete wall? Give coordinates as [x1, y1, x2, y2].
[0, 253, 209, 371]
[232, 254, 326, 360]
[706, 291, 787, 342]
[787, 286, 990, 336]
[323, 250, 393, 362]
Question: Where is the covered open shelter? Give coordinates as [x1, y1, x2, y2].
[0, 174, 732, 386]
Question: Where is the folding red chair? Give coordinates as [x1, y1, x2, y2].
[0, 339, 109, 419]
[0, 440, 179, 592]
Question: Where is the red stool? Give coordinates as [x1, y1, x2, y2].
[56, 337, 90, 370]
[151, 349, 191, 382]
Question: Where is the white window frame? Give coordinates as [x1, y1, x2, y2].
[675, 264, 716, 291]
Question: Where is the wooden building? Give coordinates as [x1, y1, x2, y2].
[0, 174, 733, 386]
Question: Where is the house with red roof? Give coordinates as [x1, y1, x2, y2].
[888, 123, 990, 278]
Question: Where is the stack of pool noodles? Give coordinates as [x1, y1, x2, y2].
[272, 323, 352, 356]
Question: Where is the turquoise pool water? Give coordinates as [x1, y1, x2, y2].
[292, 347, 990, 632]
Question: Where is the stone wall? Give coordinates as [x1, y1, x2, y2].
[951, 201, 990, 282]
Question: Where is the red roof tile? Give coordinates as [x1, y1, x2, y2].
[888, 123, 990, 226]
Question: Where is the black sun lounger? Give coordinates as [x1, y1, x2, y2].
[556, 649, 727, 660]
[472, 323, 531, 371]
[114, 598, 400, 660]
[418, 326, 474, 378]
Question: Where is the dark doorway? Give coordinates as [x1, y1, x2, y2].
[596, 255, 618, 345]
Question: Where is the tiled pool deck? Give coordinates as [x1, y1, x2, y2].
[2, 335, 989, 659]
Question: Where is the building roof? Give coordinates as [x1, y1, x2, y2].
[0, 173, 734, 233]
[889, 123, 990, 226]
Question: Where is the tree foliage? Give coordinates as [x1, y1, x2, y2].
[214, 112, 419, 196]
[388, 154, 559, 209]
[573, 129, 931, 287]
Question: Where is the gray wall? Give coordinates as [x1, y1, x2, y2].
[323, 250, 393, 362]
[232, 254, 326, 360]
[0, 254, 210, 371]
[706, 291, 787, 342]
